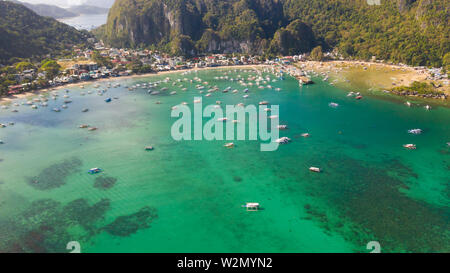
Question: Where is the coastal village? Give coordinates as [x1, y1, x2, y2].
[1, 39, 449, 101]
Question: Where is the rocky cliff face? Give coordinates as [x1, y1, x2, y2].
[102, 0, 292, 55]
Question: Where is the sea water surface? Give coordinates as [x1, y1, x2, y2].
[58, 13, 108, 30]
[0, 68, 448, 253]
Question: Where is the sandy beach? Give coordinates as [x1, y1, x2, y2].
[299, 60, 449, 95]
[2, 60, 447, 105]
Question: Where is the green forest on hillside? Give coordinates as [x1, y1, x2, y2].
[282, 0, 449, 67]
[97, 0, 449, 67]
[0, 1, 90, 64]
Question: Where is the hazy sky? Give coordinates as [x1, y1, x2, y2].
[18, 0, 115, 8]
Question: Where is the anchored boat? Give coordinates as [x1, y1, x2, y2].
[329, 102, 339, 108]
[224, 142, 234, 148]
[408, 129, 422, 135]
[88, 168, 102, 174]
[275, 137, 291, 144]
[242, 202, 260, 211]
[403, 144, 416, 150]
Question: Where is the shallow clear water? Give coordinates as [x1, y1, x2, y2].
[0, 68, 448, 253]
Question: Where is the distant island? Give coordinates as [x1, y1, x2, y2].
[7, 0, 109, 19]
[66, 5, 110, 16]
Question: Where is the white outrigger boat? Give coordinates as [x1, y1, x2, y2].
[275, 137, 291, 144]
[403, 144, 416, 150]
[328, 102, 339, 108]
[242, 202, 260, 211]
[224, 142, 234, 148]
[408, 129, 422, 135]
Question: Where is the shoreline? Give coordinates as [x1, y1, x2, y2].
[2, 60, 447, 105]
[0, 64, 268, 104]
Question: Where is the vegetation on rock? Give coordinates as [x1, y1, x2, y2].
[0, 1, 90, 64]
[96, 0, 449, 67]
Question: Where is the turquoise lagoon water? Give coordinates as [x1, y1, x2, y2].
[0, 68, 448, 253]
